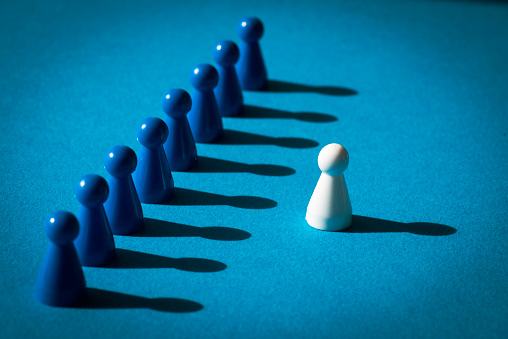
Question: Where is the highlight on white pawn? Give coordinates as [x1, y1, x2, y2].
[306, 143, 352, 231]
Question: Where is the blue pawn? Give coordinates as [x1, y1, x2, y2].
[162, 89, 198, 171]
[74, 174, 116, 267]
[35, 211, 87, 307]
[213, 40, 244, 117]
[187, 64, 223, 143]
[133, 117, 175, 203]
[104, 145, 144, 235]
[236, 17, 268, 91]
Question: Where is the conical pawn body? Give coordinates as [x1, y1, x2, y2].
[134, 146, 174, 203]
[236, 41, 267, 91]
[306, 173, 352, 231]
[188, 90, 223, 143]
[35, 243, 87, 306]
[164, 116, 198, 171]
[75, 205, 116, 266]
[215, 65, 244, 117]
[104, 175, 143, 235]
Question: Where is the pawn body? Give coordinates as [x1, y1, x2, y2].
[187, 64, 223, 143]
[213, 40, 244, 117]
[236, 17, 268, 91]
[35, 211, 87, 307]
[75, 174, 116, 266]
[162, 89, 198, 171]
[104, 145, 144, 235]
[306, 143, 352, 231]
[133, 117, 175, 203]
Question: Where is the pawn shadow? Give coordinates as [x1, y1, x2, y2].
[266, 79, 358, 96]
[162, 187, 277, 209]
[137, 218, 252, 241]
[345, 215, 457, 236]
[218, 129, 318, 149]
[77, 287, 203, 313]
[190, 156, 295, 176]
[106, 248, 227, 272]
[238, 105, 337, 123]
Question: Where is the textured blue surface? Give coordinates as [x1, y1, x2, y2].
[1, 0, 508, 338]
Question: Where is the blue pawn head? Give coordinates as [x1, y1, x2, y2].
[213, 40, 240, 67]
[137, 117, 169, 148]
[75, 174, 109, 208]
[44, 211, 80, 245]
[162, 89, 192, 119]
[190, 64, 219, 91]
[104, 145, 137, 177]
[238, 17, 264, 42]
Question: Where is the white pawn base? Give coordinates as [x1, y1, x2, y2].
[306, 173, 352, 232]
[306, 213, 352, 232]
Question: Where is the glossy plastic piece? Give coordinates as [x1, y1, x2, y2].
[306, 144, 352, 231]
[213, 40, 244, 117]
[74, 174, 116, 266]
[162, 89, 198, 171]
[236, 17, 268, 91]
[187, 64, 223, 143]
[35, 211, 87, 307]
[104, 145, 144, 235]
[133, 117, 175, 203]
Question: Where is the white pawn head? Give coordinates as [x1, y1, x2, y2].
[318, 143, 349, 176]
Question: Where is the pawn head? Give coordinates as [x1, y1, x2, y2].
[162, 89, 192, 118]
[237, 17, 264, 42]
[104, 145, 137, 177]
[75, 174, 109, 207]
[318, 143, 349, 176]
[44, 211, 80, 245]
[137, 117, 169, 148]
[213, 40, 240, 67]
[189, 64, 219, 91]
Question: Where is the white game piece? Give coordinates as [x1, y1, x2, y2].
[306, 143, 352, 231]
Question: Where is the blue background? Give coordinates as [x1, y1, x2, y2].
[1, 0, 507, 337]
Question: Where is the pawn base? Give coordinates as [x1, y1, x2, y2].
[306, 213, 352, 232]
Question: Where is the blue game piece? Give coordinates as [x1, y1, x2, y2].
[236, 17, 268, 91]
[104, 145, 144, 235]
[187, 64, 223, 143]
[162, 89, 198, 171]
[74, 174, 116, 267]
[35, 211, 87, 307]
[213, 40, 244, 117]
[133, 117, 175, 203]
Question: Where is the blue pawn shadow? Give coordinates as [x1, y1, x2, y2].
[77, 288, 203, 313]
[135, 218, 252, 241]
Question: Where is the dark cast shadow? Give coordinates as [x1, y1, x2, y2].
[236, 105, 338, 123]
[189, 156, 295, 177]
[105, 248, 227, 272]
[76, 287, 203, 313]
[344, 215, 457, 236]
[136, 218, 252, 241]
[217, 129, 319, 149]
[161, 187, 277, 209]
[266, 80, 358, 96]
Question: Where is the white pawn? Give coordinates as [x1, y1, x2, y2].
[306, 143, 352, 231]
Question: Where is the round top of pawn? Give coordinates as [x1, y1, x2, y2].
[104, 145, 137, 177]
[75, 174, 109, 207]
[318, 143, 349, 176]
[137, 117, 169, 148]
[189, 64, 219, 91]
[45, 210, 80, 245]
[162, 89, 192, 119]
[213, 40, 240, 67]
[237, 17, 264, 42]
